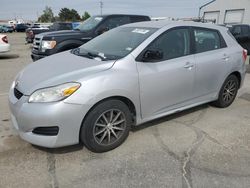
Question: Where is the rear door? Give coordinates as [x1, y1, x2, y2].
[192, 27, 230, 98]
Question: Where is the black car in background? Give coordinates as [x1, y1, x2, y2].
[31, 14, 150, 61]
[229, 24, 250, 55]
[16, 24, 28, 32]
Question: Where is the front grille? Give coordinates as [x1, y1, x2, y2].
[32, 37, 42, 51]
[32, 126, 59, 136]
[14, 88, 23, 99]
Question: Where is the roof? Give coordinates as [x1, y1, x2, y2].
[95, 14, 149, 18]
[121, 20, 228, 31]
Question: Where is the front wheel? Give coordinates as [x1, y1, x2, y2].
[80, 100, 132, 153]
[212, 75, 239, 108]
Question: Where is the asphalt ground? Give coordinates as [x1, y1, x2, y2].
[0, 32, 250, 188]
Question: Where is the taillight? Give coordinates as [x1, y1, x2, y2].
[243, 49, 248, 63]
[2, 36, 8, 43]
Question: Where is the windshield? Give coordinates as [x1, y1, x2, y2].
[72, 27, 157, 61]
[75, 16, 103, 32]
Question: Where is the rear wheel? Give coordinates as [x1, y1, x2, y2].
[212, 75, 239, 108]
[80, 100, 132, 153]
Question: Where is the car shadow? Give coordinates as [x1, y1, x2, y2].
[33, 144, 84, 154]
[132, 104, 209, 132]
[0, 54, 19, 59]
[34, 104, 209, 154]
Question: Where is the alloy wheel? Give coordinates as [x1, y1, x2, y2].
[222, 79, 237, 103]
[93, 109, 126, 146]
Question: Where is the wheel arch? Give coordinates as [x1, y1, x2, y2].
[79, 96, 137, 143]
[229, 71, 242, 87]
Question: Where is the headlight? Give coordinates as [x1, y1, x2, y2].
[29, 82, 81, 103]
[41, 40, 57, 51]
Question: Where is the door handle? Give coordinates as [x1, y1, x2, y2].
[222, 54, 230, 61]
[184, 62, 194, 69]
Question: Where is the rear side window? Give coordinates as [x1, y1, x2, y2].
[60, 23, 72, 30]
[101, 16, 130, 30]
[130, 16, 150, 23]
[194, 28, 224, 53]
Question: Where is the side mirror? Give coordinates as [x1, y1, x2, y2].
[97, 27, 109, 35]
[142, 49, 163, 62]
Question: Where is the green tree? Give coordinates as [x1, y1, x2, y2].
[58, 8, 81, 21]
[38, 6, 55, 22]
[82, 11, 91, 21]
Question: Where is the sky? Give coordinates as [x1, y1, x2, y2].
[0, 0, 212, 21]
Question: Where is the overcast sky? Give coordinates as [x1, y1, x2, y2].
[0, 0, 211, 20]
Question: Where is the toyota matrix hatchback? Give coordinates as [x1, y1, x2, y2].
[9, 21, 247, 152]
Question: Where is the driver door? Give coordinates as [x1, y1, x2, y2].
[136, 27, 196, 119]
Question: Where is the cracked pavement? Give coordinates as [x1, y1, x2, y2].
[1, 33, 250, 188]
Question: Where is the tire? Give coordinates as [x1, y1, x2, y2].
[212, 74, 239, 108]
[80, 100, 132, 153]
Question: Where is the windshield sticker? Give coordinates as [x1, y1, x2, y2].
[95, 17, 103, 21]
[132, 29, 150, 34]
[126, 47, 133, 51]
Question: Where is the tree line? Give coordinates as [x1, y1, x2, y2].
[38, 6, 91, 23]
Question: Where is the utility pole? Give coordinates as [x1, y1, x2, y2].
[100, 1, 103, 15]
[36, 11, 39, 21]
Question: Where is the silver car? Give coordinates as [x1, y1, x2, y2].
[9, 21, 247, 152]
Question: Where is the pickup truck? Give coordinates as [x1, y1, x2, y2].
[31, 14, 150, 61]
[26, 22, 80, 43]
[229, 24, 250, 55]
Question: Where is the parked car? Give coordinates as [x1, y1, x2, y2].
[26, 22, 78, 43]
[229, 24, 250, 55]
[0, 34, 10, 53]
[0, 25, 8, 33]
[31, 14, 151, 61]
[5, 25, 14, 33]
[9, 21, 247, 152]
[25, 25, 49, 43]
[16, 24, 28, 32]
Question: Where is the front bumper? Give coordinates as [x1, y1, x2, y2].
[8, 86, 88, 148]
[0, 43, 10, 53]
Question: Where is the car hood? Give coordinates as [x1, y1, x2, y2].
[38, 30, 88, 38]
[15, 51, 115, 95]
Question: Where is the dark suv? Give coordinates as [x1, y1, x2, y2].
[31, 14, 150, 61]
[229, 24, 250, 55]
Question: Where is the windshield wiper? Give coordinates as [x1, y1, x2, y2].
[71, 48, 107, 61]
[71, 48, 80, 55]
[87, 52, 106, 61]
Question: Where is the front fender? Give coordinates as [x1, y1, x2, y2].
[64, 58, 141, 124]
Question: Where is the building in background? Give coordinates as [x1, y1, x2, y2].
[199, 0, 250, 25]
